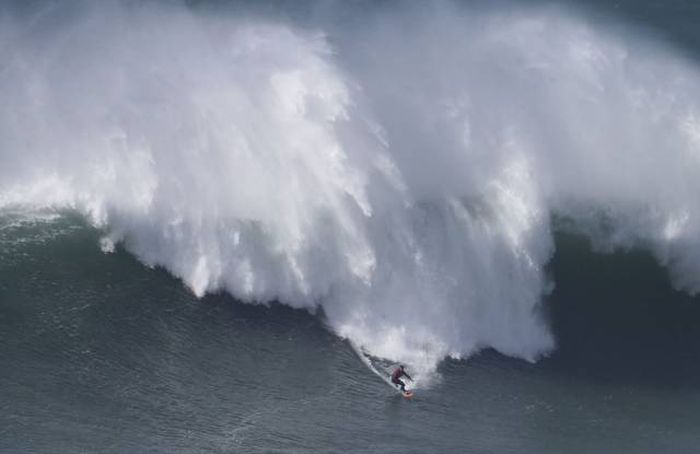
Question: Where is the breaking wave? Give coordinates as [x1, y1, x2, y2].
[2, 0, 700, 375]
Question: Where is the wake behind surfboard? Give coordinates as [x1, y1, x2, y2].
[351, 342, 415, 398]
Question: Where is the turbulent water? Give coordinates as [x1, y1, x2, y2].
[3, 0, 700, 374]
[3, 0, 700, 452]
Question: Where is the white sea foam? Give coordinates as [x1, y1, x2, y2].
[2, 0, 700, 373]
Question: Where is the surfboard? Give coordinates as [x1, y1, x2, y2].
[393, 381, 415, 398]
[393, 382, 415, 399]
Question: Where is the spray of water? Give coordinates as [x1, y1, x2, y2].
[2, 0, 700, 378]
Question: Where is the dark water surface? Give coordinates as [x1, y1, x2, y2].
[3, 214, 700, 453]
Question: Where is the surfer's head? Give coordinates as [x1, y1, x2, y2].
[399, 365, 405, 370]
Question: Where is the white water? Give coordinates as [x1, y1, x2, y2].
[2, 0, 700, 373]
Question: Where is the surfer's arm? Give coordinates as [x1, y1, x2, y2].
[404, 372, 413, 381]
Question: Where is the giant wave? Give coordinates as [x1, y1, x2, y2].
[2, 0, 700, 378]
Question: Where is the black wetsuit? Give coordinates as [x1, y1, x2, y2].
[391, 368, 412, 392]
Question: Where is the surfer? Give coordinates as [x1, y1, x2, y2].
[391, 365, 412, 393]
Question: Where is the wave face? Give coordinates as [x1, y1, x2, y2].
[2, 0, 700, 374]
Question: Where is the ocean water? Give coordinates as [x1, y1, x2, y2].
[3, 0, 700, 452]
